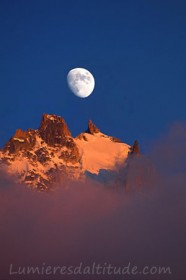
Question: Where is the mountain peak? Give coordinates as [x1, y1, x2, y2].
[130, 140, 140, 155]
[3, 128, 36, 154]
[0, 113, 131, 190]
[39, 114, 71, 146]
[13, 128, 28, 139]
[86, 120, 100, 134]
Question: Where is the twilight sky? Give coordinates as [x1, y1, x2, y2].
[0, 0, 186, 150]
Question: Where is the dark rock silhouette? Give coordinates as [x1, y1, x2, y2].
[130, 140, 140, 155]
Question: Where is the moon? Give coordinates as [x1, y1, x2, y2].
[67, 68, 95, 98]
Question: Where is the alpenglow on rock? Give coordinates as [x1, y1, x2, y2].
[86, 120, 100, 134]
[0, 114, 135, 190]
[39, 114, 72, 146]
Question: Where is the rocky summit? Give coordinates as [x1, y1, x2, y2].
[86, 120, 100, 134]
[39, 114, 72, 145]
[0, 114, 139, 190]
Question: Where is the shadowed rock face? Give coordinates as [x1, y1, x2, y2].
[130, 140, 140, 155]
[86, 120, 100, 134]
[39, 114, 71, 146]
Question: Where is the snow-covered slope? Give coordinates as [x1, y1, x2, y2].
[0, 114, 132, 190]
[75, 132, 130, 174]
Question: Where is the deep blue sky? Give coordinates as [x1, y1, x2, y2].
[0, 0, 186, 151]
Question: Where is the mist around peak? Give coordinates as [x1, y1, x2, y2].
[0, 123, 186, 280]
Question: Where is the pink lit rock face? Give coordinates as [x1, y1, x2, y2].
[86, 119, 100, 134]
[39, 114, 72, 145]
[0, 114, 141, 190]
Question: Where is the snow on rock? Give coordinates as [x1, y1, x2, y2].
[13, 138, 25, 142]
[0, 114, 132, 190]
[75, 132, 130, 174]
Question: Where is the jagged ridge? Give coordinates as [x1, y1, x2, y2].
[0, 114, 137, 190]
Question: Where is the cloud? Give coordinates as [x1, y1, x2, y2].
[0, 123, 186, 280]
